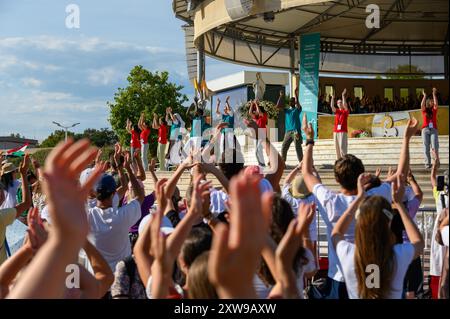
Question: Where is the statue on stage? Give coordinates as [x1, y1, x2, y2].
[253, 72, 266, 101]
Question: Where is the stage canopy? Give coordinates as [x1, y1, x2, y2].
[173, 0, 449, 77]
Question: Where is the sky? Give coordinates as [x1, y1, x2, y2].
[0, 0, 259, 141]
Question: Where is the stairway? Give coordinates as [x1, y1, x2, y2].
[144, 136, 449, 209]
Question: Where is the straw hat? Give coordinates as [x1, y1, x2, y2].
[0, 162, 18, 176]
[290, 175, 312, 199]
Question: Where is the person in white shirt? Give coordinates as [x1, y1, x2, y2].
[87, 154, 145, 272]
[301, 118, 419, 299]
[0, 162, 22, 210]
[331, 173, 424, 299]
[281, 164, 319, 263]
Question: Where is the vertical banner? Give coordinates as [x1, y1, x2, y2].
[299, 33, 320, 140]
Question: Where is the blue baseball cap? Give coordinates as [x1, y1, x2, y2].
[94, 174, 117, 195]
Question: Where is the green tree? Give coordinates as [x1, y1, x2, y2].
[40, 130, 77, 147]
[108, 66, 188, 156]
[385, 64, 426, 79]
[81, 128, 118, 147]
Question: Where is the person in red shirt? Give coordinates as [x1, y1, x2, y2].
[249, 100, 268, 166]
[138, 113, 151, 171]
[126, 119, 141, 160]
[152, 114, 168, 171]
[421, 88, 440, 169]
[331, 89, 350, 160]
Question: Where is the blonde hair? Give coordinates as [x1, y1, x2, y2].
[187, 252, 218, 299]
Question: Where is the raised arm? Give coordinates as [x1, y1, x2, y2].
[407, 170, 423, 203]
[199, 162, 230, 192]
[392, 175, 424, 259]
[8, 139, 103, 299]
[302, 124, 321, 192]
[431, 150, 440, 188]
[295, 86, 302, 110]
[390, 118, 419, 180]
[421, 90, 426, 111]
[124, 153, 145, 204]
[79, 240, 114, 299]
[330, 94, 336, 113]
[284, 164, 301, 186]
[342, 89, 348, 111]
[126, 119, 132, 134]
[432, 87, 438, 110]
[14, 154, 32, 218]
[216, 98, 221, 116]
[277, 90, 285, 110]
[152, 115, 160, 130]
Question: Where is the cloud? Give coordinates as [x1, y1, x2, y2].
[0, 34, 195, 140]
[22, 77, 42, 88]
[87, 67, 121, 86]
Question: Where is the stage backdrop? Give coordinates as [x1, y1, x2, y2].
[318, 106, 449, 139]
[299, 33, 320, 140]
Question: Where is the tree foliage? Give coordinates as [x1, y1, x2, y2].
[108, 66, 188, 155]
[40, 128, 117, 148]
[385, 64, 426, 79]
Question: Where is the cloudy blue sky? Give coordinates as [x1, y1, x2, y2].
[0, 0, 257, 141]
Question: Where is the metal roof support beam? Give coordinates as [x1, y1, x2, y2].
[360, 0, 412, 44]
[293, 0, 368, 35]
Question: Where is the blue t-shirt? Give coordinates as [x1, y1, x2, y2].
[190, 116, 207, 138]
[221, 113, 234, 133]
[285, 107, 301, 133]
[169, 121, 182, 141]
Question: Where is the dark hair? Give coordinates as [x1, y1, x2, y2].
[258, 195, 308, 286]
[96, 191, 114, 201]
[218, 148, 245, 180]
[334, 154, 365, 191]
[197, 109, 204, 117]
[133, 125, 141, 135]
[180, 227, 213, 268]
[0, 172, 14, 189]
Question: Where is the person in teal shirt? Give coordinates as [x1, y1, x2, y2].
[216, 96, 235, 153]
[277, 89, 303, 164]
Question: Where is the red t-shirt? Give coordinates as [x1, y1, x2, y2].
[254, 113, 268, 129]
[140, 128, 150, 145]
[131, 130, 141, 149]
[158, 124, 168, 144]
[333, 108, 349, 133]
[422, 108, 438, 129]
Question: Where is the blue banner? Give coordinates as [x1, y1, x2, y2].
[299, 33, 320, 140]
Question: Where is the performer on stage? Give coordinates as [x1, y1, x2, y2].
[277, 89, 303, 164]
[216, 96, 235, 154]
[331, 89, 349, 160]
[151, 114, 168, 171]
[249, 100, 268, 166]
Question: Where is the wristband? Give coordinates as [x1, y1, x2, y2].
[306, 139, 315, 146]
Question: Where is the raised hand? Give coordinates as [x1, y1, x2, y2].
[342, 88, 347, 96]
[432, 87, 437, 95]
[208, 172, 272, 298]
[404, 118, 419, 139]
[375, 168, 382, 178]
[189, 176, 212, 217]
[25, 207, 48, 253]
[149, 158, 156, 172]
[149, 202, 172, 299]
[19, 154, 30, 176]
[303, 123, 314, 140]
[357, 173, 373, 197]
[297, 202, 316, 232]
[155, 178, 169, 214]
[422, 89, 426, 97]
[392, 173, 406, 205]
[42, 139, 103, 243]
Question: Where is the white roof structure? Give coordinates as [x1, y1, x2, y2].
[173, 0, 449, 76]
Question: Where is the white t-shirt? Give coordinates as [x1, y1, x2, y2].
[87, 199, 141, 271]
[313, 182, 392, 282]
[442, 226, 449, 247]
[0, 179, 21, 209]
[336, 241, 415, 299]
[430, 189, 448, 276]
[282, 184, 318, 242]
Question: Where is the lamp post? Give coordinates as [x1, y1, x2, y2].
[52, 121, 80, 142]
